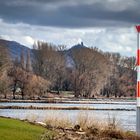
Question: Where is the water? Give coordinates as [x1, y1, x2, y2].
[0, 101, 136, 131]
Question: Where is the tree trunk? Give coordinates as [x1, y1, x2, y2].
[13, 87, 16, 99]
[4, 93, 7, 99]
[13, 83, 16, 99]
[21, 91, 24, 100]
[13, 92, 15, 99]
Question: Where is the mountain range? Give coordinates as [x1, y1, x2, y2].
[0, 39, 86, 61]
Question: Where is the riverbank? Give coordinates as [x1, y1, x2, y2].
[0, 97, 136, 104]
[0, 116, 139, 140]
[0, 105, 135, 111]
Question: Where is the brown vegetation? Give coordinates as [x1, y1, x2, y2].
[0, 40, 137, 99]
[70, 47, 110, 98]
[35, 113, 140, 140]
[0, 105, 135, 111]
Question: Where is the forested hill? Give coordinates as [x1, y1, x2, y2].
[0, 39, 137, 99]
[0, 39, 31, 60]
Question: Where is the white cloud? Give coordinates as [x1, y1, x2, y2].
[0, 19, 137, 56]
[1, 34, 35, 47]
[23, 36, 35, 46]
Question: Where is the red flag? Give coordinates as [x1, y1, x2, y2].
[136, 25, 140, 33]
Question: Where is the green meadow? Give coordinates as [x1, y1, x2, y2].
[0, 117, 53, 140]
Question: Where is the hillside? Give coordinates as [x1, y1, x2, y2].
[0, 39, 31, 60]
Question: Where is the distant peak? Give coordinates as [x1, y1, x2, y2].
[70, 42, 86, 50]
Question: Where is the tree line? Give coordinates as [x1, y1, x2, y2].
[0, 41, 137, 99]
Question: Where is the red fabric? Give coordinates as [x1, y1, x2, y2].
[137, 81, 140, 97]
[137, 50, 140, 65]
[136, 26, 140, 33]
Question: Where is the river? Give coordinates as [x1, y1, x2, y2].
[0, 100, 136, 131]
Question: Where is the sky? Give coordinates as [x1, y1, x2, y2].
[0, 0, 139, 56]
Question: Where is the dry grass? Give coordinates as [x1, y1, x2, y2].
[25, 112, 140, 140]
[45, 115, 72, 129]
[75, 111, 100, 130]
[25, 114, 39, 122]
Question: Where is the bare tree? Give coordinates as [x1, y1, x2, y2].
[24, 74, 50, 99]
[26, 50, 32, 72]
[71, 47, 109, 98]
[32, 41, 66, 93]
[8, 65, 50, 99]
[0, 46, 9, 74]
[0, 46, 11, 98]
[0, 71, 11, 98]
[20, 49, 25, 70]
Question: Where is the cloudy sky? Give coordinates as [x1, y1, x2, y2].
[0, 0, 140, 56]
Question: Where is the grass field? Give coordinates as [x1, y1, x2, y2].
[0, 117, 53, 140]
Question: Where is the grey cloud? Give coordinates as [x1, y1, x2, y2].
[0, 19, 136, 56]
[0, 0, 140, 28]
